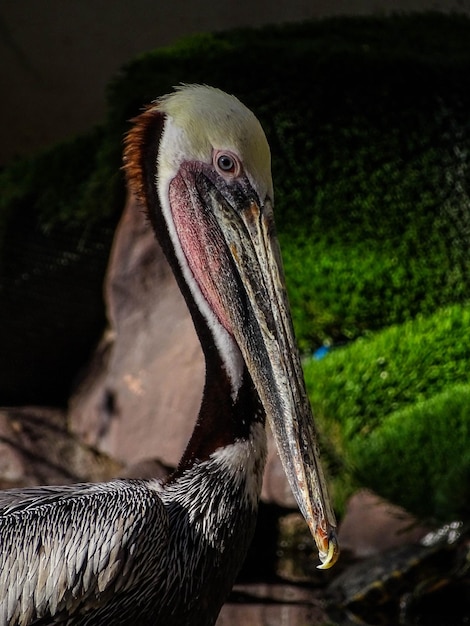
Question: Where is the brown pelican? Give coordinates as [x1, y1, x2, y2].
[0, 85, 338, 625]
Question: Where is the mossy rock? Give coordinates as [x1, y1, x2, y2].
[304, 304, 470, 522]
[350, 385, 470, 522]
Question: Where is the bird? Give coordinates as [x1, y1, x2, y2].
[0, 84, 338, 626]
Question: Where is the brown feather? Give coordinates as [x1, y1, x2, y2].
[123, 105, 165, 206]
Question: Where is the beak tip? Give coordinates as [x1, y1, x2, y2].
[316, 530, 340, 570]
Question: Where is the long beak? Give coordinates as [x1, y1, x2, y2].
[221, 197, 338, 569]
[171, 165, 339, 568]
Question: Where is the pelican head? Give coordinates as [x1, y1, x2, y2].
[124, 84, 339, 569]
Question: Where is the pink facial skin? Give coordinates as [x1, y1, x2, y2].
[169, 165, 235, 337]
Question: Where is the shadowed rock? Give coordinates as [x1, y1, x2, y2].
[0, 406, 121, 489]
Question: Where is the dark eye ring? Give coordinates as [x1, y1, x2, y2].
[217, 154, 236, 172]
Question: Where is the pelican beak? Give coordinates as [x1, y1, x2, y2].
[226, 197, 339, 570]
[169, 164, 339, 569]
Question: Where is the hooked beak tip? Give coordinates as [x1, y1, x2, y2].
[316, 529, 340, 570]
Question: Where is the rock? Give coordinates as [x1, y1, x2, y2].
[68, 193, 295, 506]
[0, 406, 120, 489]
[69, 193, 204, 467]
[217, 583, 326, 626]
[338, 490, 430, 558]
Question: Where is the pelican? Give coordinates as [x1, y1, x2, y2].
[0, 85, 338, 625]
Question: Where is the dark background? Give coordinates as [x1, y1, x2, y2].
[1, 0, 469, 165]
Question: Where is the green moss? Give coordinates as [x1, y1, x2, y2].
[305, 305, 470, 436]
[0, 127, 111, 233]
[350, 385, 470, 522]
[276, 87, 470, 348]
[304, 304, 470, 519]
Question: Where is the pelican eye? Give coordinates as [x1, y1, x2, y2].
[218, 155, 235, 171]
[214, 150, 241, 177]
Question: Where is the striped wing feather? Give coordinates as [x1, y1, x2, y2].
[0, 480, 168, 625]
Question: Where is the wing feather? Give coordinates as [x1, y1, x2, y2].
[0, 479, 168, 625]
